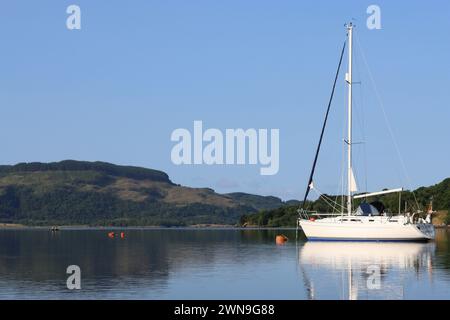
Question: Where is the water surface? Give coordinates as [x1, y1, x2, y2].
[0, 228, 449, 299]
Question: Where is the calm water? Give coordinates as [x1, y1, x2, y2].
[0, 228, 449, 299]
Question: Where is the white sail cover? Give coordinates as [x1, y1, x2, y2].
[350, 168, 358, 192]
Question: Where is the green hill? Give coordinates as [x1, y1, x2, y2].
[224, 193, 285, 211]
[0, 160, 261, 226]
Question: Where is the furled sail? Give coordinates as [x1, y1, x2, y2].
[349, 168, 358, 192]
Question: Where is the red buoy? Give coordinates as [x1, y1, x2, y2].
[276, 234, 288, 245]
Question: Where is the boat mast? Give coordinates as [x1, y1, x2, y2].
[346, 22, 354, 216]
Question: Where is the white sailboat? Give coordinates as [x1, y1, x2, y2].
[298, 23, 435, 241]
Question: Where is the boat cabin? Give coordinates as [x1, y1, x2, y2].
[355, 201, 385, 216]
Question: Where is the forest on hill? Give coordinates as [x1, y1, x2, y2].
[0, 160, 288, 226]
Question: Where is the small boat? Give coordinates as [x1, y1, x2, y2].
[297, 23, 435, 242]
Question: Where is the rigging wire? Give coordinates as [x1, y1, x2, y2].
[354, 30, 421, 211]
[309, 183, 347, 212]
[314, 187, 346, 212]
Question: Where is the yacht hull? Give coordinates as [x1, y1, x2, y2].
[299, 220, 435, 241]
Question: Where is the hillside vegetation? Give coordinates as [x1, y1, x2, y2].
[0, 160, 291, 226]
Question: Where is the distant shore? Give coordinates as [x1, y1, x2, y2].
[0, 223, 446, 230]
[0, 223, 26, 228]
[0, 224, 299, 230]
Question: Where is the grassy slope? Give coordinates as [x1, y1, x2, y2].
[0, 161, 286, 226]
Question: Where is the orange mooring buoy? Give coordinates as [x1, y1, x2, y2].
[276, 234, 288, 245]
[120, 232, 125, 239]
[108, 232, 115, 238]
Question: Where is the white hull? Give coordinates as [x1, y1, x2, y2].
[299, 217, 435, 241]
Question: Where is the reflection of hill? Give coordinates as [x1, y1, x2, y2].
[434, 229, 450, 270]
[0, 229, 297, 297]
[0, 230, 172, 283]
[0, 229, 448, 299]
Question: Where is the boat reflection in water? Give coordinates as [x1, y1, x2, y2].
[298, 241, 435, 300]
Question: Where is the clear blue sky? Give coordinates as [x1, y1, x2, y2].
[0, 1, 449, 200]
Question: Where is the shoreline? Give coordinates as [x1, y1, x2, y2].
[0, 223, 447, 230]
[0, 224, 298, 230]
